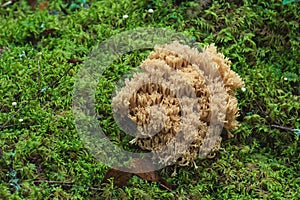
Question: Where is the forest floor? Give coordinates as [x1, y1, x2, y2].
[0, 0, 299, 199]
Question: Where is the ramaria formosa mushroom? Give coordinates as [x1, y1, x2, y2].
[112, 41, 243, 167]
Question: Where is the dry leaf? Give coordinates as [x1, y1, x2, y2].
[101, 168, 132, 187]
[131, 158, 160, 182]
[101, 158, 173, 191]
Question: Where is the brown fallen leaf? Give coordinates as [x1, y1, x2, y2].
[135, 171, 160, 182]
[101, 168, 132, 187]
[101, 158, 173, 191]
[130, 158, 161, 181]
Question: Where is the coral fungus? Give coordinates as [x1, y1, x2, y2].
[112, 41, 243, 167]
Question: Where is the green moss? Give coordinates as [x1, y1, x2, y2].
[0, 0, 299, 199]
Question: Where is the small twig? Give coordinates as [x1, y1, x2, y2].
[253, 99, 268, 119]
[0, 124, 18, 129]
[271, 124, 295, 132]
[37, 53, 41, 97]
[2, 0, 18, 8]
[253, 100, 299, 136]
[159, 182, 174, 193]
[2, 1, 13, 8]
[33, 180, 104, 191]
